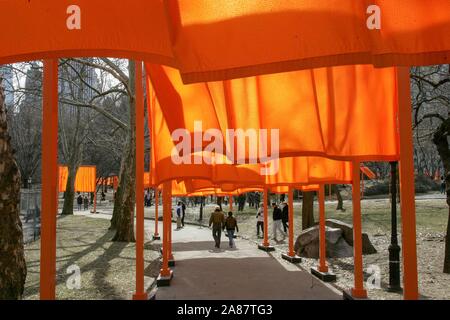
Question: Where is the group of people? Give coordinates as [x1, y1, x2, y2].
[76, 193, 90, 211]
[209, 207, 239, 249]
[206, 201, 289, 249]
[255, 201, 289, 241]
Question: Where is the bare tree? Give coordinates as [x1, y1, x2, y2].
[0, 78, 27, 299]
[412, 64, 450, 273]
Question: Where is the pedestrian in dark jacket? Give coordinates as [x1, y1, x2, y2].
[83, 195, 89, 211]
[209, 207, 225, 248]
[77, 194, 83, 211]
[181, 202, 186, 226]
[281, 201, 289, 233]
[224, 211, 239, 248]
[272, 203, 285, 241]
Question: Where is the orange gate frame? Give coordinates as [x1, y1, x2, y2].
[24, 0, 439, 298]
[58, 165, 97, 213]
[39, 60, 420, 301]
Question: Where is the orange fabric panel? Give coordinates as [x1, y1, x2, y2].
[265, 157, 352, 186]
[360, 166, 376, 179]
[270, 185, 319, 194]
[168, 0, 450, 83]
[58, 166, 96, 192]
[173, 180, 322, 197]
[0, 0, 174, 66]
[58, 166, 69, 192]
[144, 172, 151, 188]
[146, 64, 355, 187]
[146, 63, 398, 186]
[2, 1, 449, 82]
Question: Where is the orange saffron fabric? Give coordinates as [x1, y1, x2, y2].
[58, 166, 96, 193]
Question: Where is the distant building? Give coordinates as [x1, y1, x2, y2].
[0, 65, 14, 107]
[59, 58, 100, 102]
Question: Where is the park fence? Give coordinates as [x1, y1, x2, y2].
[20, 188, 41, 244]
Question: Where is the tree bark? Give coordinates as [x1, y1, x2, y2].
[432, 119, 450, 273]
[61, 163, 79, 215]
[111, 60, 136, 242]
[0, 80, 27, 299]
[302, 191, 315, 230]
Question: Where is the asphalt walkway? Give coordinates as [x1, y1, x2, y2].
[81, 211, 341, 300]
[154, 223, 342, 300]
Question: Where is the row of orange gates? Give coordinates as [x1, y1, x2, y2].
[4, 0, 449, 301]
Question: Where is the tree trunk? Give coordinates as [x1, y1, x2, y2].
[334, 185, 346, 211]
[432, 119, 450, 273]
[445, 208, 450, 273]
[111, 60, 136, 242]
[61, 163, 79, 215]
[302, 191, 315, 230]
[0, 80, 27, 299]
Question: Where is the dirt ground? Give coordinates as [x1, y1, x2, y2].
[23, 215, 161, 300]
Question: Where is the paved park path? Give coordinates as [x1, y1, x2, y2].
[81, 211, 341, 300]
[153, 223, 341, 300]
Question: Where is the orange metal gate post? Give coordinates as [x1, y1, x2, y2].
[133, 61, 148, 300]
[288, 187, 295, 257]
[397, 67, 419, 300]
[40, 59, 58, 300]
[160, 181, 172, 277]
[318, 184, 328, 272]
[351, 161, 367, 298]
[154, 187, 160, 239]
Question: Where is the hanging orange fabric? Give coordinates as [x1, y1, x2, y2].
[58, 165, 96, 192]
[165, 0, 450, 83]
[360, 166, 376, 180]
[1, 1, 449, 82]
[0, 0, 175, 66]
[146, 63, 398, 185]
[144, 172, 151, 188]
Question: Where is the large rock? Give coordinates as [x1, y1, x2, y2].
[295, 226, 353, 258]
[295, 219, 377, 258]
[324, 219, 377, 255]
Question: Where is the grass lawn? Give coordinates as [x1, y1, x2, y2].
[23, 215, 161, 300]
[226, 195, 449, 300]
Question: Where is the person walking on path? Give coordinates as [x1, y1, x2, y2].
[83, 194, 89, 211]
[77, 193, 83, 211]
[281, 201, 289, 233]
[441, 175, 446, 194]
[181, 202, 186, 227]
[256, 203, 264, 238]
[209, 206, 225, 248]
[175, 202, 183, 229]
[224, 211, 239, 248]
[272, 203, 285, 241]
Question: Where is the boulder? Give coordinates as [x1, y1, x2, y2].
[296, 219, 377, 258]
[295, 226, 352, 258]
[323, 219, 377, 255]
